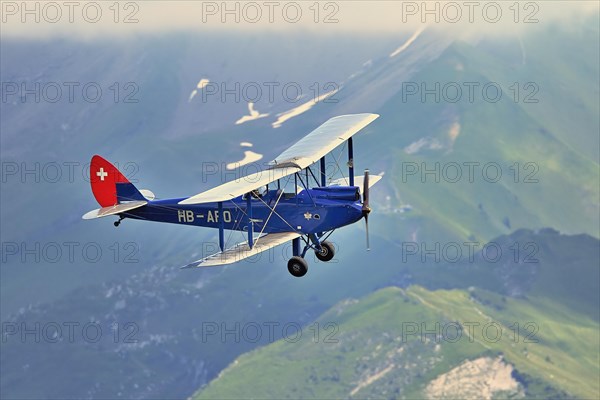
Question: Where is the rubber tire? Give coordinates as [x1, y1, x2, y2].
[288, 256, 308, 277]
[315, 241, 335, 262]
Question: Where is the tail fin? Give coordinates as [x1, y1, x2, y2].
[90, 155, 145, 206]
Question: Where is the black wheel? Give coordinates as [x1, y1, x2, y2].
[114, 221, 120, 227]
[315, 241, 335, 262]
[287, 256, 308, 277]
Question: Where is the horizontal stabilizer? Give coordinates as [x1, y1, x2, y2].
[82, 201, 147, 220]
[182, 232, 301, 268]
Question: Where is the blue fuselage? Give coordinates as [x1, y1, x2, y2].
[122, 187, 364, 235]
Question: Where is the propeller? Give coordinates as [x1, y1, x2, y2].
[362, 169, 371, 251]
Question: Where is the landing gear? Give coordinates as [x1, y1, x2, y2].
[287, 256, 308, 277]
[287, 235, 337, 277]
[114, 216, 124, 227]
[315, 240, 335, 262]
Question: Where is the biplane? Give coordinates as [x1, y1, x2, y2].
[83, 113, 381, 277]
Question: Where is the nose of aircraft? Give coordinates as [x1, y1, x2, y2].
[348, 202, 365, 223]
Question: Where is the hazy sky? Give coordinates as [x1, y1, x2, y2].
[1, 1, 598, 39]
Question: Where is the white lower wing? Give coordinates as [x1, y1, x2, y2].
[82, 201, 147, 220]
[182, 232, 301, 268]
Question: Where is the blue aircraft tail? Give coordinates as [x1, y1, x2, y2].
[116, 182, 147, 203]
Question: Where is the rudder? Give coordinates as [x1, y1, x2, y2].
[90, 155, 143, 207]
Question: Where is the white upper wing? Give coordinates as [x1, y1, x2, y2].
[179, 167, 298, 204]
[328, 174, 383, 189]
[269, 113, 379, 169]
[179, 113, 379, 205]
[181, 232, 301, 268]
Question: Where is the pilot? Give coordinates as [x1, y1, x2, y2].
[248, 185, 268, 199]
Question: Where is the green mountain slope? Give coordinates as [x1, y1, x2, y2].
[194, 285, 598, 399]
[193, 229, 600, 399]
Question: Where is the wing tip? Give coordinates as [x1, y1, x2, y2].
[331, 112, 379, 120]
[180, 261, 201, 269]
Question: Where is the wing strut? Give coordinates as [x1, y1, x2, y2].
[292, 237, 301, 257]
[246, 194, 253, 249]
[218, 201, 225, 252]
[348, 137, 355, 186]
[320, 156, 326, 186]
